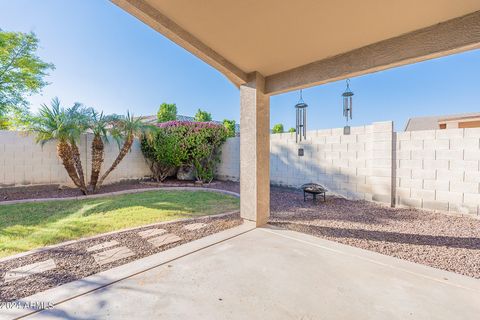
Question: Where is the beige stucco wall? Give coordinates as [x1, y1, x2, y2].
[0, 131, 150, 187]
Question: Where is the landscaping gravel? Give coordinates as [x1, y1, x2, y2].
[269, 187, 480, 279]
[0, 213, 242, 302]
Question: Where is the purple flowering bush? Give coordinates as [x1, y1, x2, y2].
[141, 121, 228, 183]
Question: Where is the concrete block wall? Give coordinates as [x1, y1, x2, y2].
[268, 122, 393, 203]
[2, 125, 479, 215]
[217, 121, 394, 204]
[395, 128, 480, 215]
[0, 131, 150, 187]
[216, 137, 240, 181]
[216, 122, 480, 215]
[370, 121, 394, 204]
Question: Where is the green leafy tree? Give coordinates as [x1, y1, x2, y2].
[157, 103, 177, 122]
[288, 127, 296, 133]
[223, 119, 236, 137]
[194, 109, 212, 122]
[0, 30, 54, 129]
[272, 123, 284, 134]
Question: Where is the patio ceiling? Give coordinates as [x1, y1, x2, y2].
[113, 0, 480, 94]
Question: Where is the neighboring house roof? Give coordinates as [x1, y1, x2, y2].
[139, 115, 240, 134]
[140, 115, 159, 124]
[404, 112, 480, 131]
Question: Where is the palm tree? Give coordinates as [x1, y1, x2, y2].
[88, 109, 107, 191]
[96, 112, 152, 189]
[29, 98, 89, 194]
[88, 110, 120, 192]
[66, 105, 89, 193]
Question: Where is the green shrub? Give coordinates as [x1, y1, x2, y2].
[288, 127, 296, 133]
[272, 123, 284, 134]
[141, 121, 227, 183]
[141, 127, 186, 182]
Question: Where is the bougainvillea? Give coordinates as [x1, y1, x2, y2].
[141, 121, 228, 183]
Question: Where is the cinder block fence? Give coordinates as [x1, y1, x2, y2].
[217, 122, 480, 216]
[0, 131, 150, 187]
[395, 128, 480, 215]
[1, 124, 479, 216]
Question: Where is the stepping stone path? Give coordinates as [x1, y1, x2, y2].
[86, 240, 119, 252]
[138, 228, 166, 239]
[184, 223, 207, 231]
[4, 259, 56, 283]
[3, 225, 195, 285]
[92, 246, 134, 266]
[148, 233, 182, 248]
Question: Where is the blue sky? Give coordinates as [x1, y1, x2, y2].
[1, 0, 479, 131]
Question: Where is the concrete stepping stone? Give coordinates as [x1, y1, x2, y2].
[148, 233, 182, 248]
[92, 246, 134, 266]
[183, 223, 207, 231]
[86, 240, 119, 252]
[4, 259, 56, 283]
[138, 228, 166, 239]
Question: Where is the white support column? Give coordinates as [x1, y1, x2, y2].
[240, 72, 270, 226]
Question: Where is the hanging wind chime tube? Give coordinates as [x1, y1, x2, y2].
[342, 79, 354, 134]
[295, 89, 308, 143]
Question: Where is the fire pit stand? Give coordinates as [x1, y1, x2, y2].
[300, 183, 327, 202]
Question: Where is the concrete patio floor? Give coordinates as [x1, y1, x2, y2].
[9, 225, 480, 320]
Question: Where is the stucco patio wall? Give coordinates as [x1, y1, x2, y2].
[216, 122, 480, 215]
[0, 131, 150, 187]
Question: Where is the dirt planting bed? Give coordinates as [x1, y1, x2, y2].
[0, 179, 240, 202]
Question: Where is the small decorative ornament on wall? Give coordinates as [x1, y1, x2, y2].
[342, 79, 354, 135]
[295, 89, 308, 143]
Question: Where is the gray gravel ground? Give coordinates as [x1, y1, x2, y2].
[269, 187, 480, 279]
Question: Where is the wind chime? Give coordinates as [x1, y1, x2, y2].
[295, 89, 308, 143]
[342, 79, 354, 135]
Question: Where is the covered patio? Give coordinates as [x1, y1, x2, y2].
[112, 0, 480, 226]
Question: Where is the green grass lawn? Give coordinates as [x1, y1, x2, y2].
[0, 190, 239, 258]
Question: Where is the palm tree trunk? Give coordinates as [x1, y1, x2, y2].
[57, 141, 83, 189]
[90, 134, 104, 192]
[97, 135, 134, 189]
[70, 142, 88, 195]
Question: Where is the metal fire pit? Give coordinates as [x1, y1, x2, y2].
[300, 183, 327, 202]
